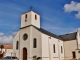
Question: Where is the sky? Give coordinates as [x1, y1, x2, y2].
[0, 0, 80, 45]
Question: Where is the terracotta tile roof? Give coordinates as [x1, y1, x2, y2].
[4, 45, 13, 49]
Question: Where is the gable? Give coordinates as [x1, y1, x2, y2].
[20, 25, 77, 41]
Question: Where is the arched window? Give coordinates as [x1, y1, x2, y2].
[33, 38, 37, 48]
[35, 15, 37, 20]
[53, 44, 56, 53]
[25, 14, 27, 22]
[25, 14, 27, 18]
[16, 41, 19, 50]
[61, 46, 63, 53]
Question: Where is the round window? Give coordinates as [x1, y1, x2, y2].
[23, 33, 28, 40]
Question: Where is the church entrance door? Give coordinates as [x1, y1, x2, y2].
[23, 48, 27, 60]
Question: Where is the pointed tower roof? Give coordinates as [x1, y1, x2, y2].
[22, 7, 40, 15]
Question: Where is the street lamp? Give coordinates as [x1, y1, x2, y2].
[11, 51, 13, 59]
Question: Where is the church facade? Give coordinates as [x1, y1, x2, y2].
[13, 10, 80, 60]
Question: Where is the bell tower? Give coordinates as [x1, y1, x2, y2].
[21, 10, 40, 28]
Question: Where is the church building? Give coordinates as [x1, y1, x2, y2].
[13, 10, 80, 60]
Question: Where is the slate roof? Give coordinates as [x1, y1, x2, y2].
[20, 25, 61, 40]
[33, 25, 62, 39]
[20, 25, 77, 41]
[58, 32, 77, 41]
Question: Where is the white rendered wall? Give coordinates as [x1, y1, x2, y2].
[64, 40, 77, 59]
[21, 11, 40, 28]
[41, 34, 49, 60]
[58, 40, 64, 60]
[15, 26, 42, 60]
[1, 49, 13, 57]
[19, 27, 31, 60]
[21, 12, 31, 28]
[31, 11, 40, 28]
[49, 37, 59, 60]
[29, 26, 42, 60]
[13, 26, 65, 60]
[13, 31, 20, 58]
[4, 49, 13, 57]
[41, 33, 63, 60]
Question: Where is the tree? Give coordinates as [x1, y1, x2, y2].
[0, 45, 4, 53]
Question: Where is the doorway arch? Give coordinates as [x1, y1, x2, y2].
[23, 48, 27, 60]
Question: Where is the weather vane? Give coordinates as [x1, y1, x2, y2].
[30, 6, 33, 11]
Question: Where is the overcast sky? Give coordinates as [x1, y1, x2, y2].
[0, 0, 80, 45]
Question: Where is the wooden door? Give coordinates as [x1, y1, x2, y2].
[23, 48, 27, 60]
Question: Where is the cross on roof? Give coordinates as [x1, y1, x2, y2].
[30, 6, 33, 11]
